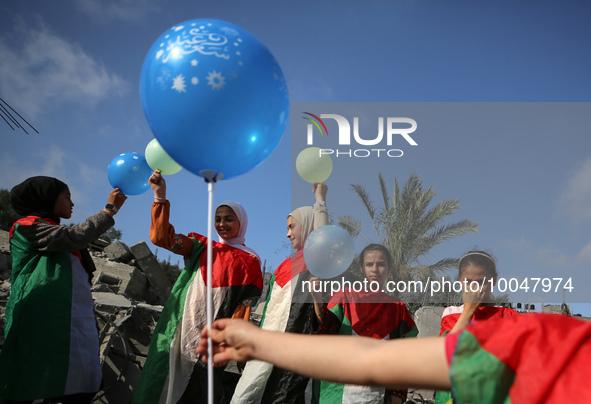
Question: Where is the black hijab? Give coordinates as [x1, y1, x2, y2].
[10, 176, 68, 224]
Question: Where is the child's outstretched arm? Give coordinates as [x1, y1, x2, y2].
[23, 188, 126, 252]
[197, 318, 451, 391]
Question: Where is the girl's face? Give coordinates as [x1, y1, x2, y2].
[459, 264, 495, 301]
[215, 206, 240, 240]
[286, 216, 303, 250]
[360, 250, 389, 288]
[53, 187, 74, 219]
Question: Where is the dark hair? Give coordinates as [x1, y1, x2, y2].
[359, 243, 392, 269]
[458, 250, 497, 279]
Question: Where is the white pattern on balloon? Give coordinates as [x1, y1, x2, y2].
[158, 27, 236, 63]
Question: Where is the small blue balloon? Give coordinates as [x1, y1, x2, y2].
[140, 19, 289, 180]
[107, 153, 152, 195]
[304, 225, 355, 279]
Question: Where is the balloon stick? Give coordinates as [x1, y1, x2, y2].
[202, 169, 221, 404]
[206, 180, 214, 404]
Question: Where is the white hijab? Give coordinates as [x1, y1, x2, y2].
[289, 206, 315, 248]
[216, 201, 260, 262]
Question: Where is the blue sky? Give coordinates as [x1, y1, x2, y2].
[1, 1, 590, 314]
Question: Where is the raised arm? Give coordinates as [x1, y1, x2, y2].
[197, 318, 451, 391]
[313, 182, 329, 228]
[448, 286, 490, 334]
[149, 170, 193, 256]
[20, 188, 126, 252]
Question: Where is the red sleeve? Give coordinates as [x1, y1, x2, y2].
[445, 331, 461, 365]
[440, 313, 459, 336]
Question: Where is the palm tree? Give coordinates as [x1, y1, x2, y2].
[338, 172, 479, 284]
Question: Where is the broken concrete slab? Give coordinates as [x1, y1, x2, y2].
[93, 259, 149, 301]
[89, 238, 110, 252]
[413, 306, 445, 337]
[93, 291, 133, 315]
[104, 241, 134, 263]
[130, 241, 172, 302]
[0, 230, 9, 245]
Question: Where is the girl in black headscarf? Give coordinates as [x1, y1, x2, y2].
[0, 176, 126, 404]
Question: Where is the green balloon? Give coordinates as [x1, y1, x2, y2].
[296, 147, 333, 183]
[145, 139, 183, 175]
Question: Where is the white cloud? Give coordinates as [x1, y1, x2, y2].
[0, 18, 129, 118]
[559, 157, 591, 224]
[576, 241, 591, 263]
[498, 236, 533, 251]
[499, 236, 569, 267]
[535, 246, 570, 267]
[73, 0, 160, 22]
[0, 145, 103, 217]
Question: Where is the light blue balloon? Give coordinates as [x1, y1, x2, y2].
[304, 225, 355, 279]
[140, 19, 289, 180]
[107, 152, 152, 195]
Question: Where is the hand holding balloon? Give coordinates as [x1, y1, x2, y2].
[313, 182, 328, 204]
[149, 170, 167, 200]
[103, 188, 127, 216]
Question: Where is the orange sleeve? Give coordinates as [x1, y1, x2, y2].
[150, 200, 194, 257]
[231, 304, 252, 321]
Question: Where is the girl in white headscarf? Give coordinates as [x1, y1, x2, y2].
[133, 171, 263, 404]
[231, 183, 328, 404]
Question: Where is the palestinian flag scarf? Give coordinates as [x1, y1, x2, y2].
[0, 217, 101, 401]
[231, 249, 317, 404]
[439, 305, 519, 336]
[313, 289, 418, 403]
[133, 234, 262, 404]
[446, 312, 591, 403]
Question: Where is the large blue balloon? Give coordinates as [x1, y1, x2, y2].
[107, 153, 152, 195]
[304, 225, 355, 279]
[140, 19, 289, 180]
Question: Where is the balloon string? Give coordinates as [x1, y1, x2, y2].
[206, 181, 214, 404]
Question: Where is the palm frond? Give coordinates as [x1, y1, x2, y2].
[337, 215, 363, 239]
[378, 172, 390, 211]
[350, 183, 375, 220]
[427, 257, 461, 275]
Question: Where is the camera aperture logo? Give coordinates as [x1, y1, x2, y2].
[302, 112, 418, 158]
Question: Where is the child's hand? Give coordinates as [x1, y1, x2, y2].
[149, 170, 166, 199]
[313, 182, 328, 203]
[309, 276, 323, 304]
[450, 286, 490, 334]
[196, 319, 259, 364]
[461, 285, 488, 312]
[108, 188, 127, 210]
